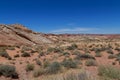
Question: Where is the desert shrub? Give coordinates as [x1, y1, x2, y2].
[67, 44, 78, 50]
[107, 49, 113, 54]
[98, 65, 120, 79]
[115, 47, 120, 51]
[53, 47, 63, 53]
[75, 54, 82, 60]
[35, 59, 42, 66]
[85, 59, 97, 66]
[14, 54, 20, 58]
[33, 68, 45, 77]
[26, 64, 34, 72]
[115, 53, 120, 57]
[0, 47, 7, 52]
[0, 51, 11, 59]
[61, 59, 78, 68]
[46, 61, 61, 74]
[91, 47, 105, 52]
[75, 53, 95, 60]
[72, 50, 81, 55]
[94, 48, 102, 52]
[15, 45, 20, 48]
[95, 52, 102, 57]
[31, 50, 37, 53]
[34, 45, 44, 53]
[7, 47, 15, 50]
[43, 60, 50, 68]
[38, 52, 45, 57]
[62, 52, 70, 56]
[0, 64, 18, 79]
[116, 56, 120, 61]
[108, 54, 116, 59]
[21, 52, 30, 57]
[47, 47, 54, 53]
[22, 46, 32, 51]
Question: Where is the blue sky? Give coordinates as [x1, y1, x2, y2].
[0, 0, 120, 34]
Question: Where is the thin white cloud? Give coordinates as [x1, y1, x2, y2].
[50, 27, 99, 33]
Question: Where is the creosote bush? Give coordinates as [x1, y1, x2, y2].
[14, 54, 20, 58]
[21, 46, 32, 51]
[26, 63, 34, 72]
[67, 44, 78, 50]
[35, 59, 42, 66]
[72, 50, 81, 55]
[0, 64, 18, 79]
[75, 53, 95, 60]
[47, 47, 55, 53]
[115, 47, 120, 51]
[108, 54, 116, 59]
[7, 47, 15, 50]
[107, 49, 113, 54]
[43, 60, 50, 68]
[61, 58, 78, 68]
[54, 47, 63, 53]
[38, 52, 45, 57]
[0, 51, 12, 60]
[62, 52, 70, 56]
[85, 59, 97, 66]
[21, 52, 30, 57]
[95, 52, 102, 57]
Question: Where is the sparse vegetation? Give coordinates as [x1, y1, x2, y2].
[95, 52, 102, 57]
[108, 54, 116, 59]
[0, 64, 18, 79]
[33, 68, 45, 77]
[67, 44, 78, 50]
[0, 51, 11, 59]
[75, 53, 95, 60]
[7, 47, 15, 50]
[26, 63, 34, 72]
[43, 60, 50, 68]
[98, 65, 120, 79]
[85, 59, 97, 66]
[35, 59, 42, 66]
[107, 49, 114, 54]
[61, 58, 78, 68]
[21, 52, 30, 57]
[41, 70, 93, 80]
[0, 27, 120, 80]
[54, 47, 63, 53]
[46, 61, 61, 74]
[72, 50, 81, 55]
[14, 54, 20, 58]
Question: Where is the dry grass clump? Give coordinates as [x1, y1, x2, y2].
[98, 65, 120, 80]
[61, 58, 78, 69]
[41, 70, 95, 80]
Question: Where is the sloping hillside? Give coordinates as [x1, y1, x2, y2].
[0, 24, 52, 46]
